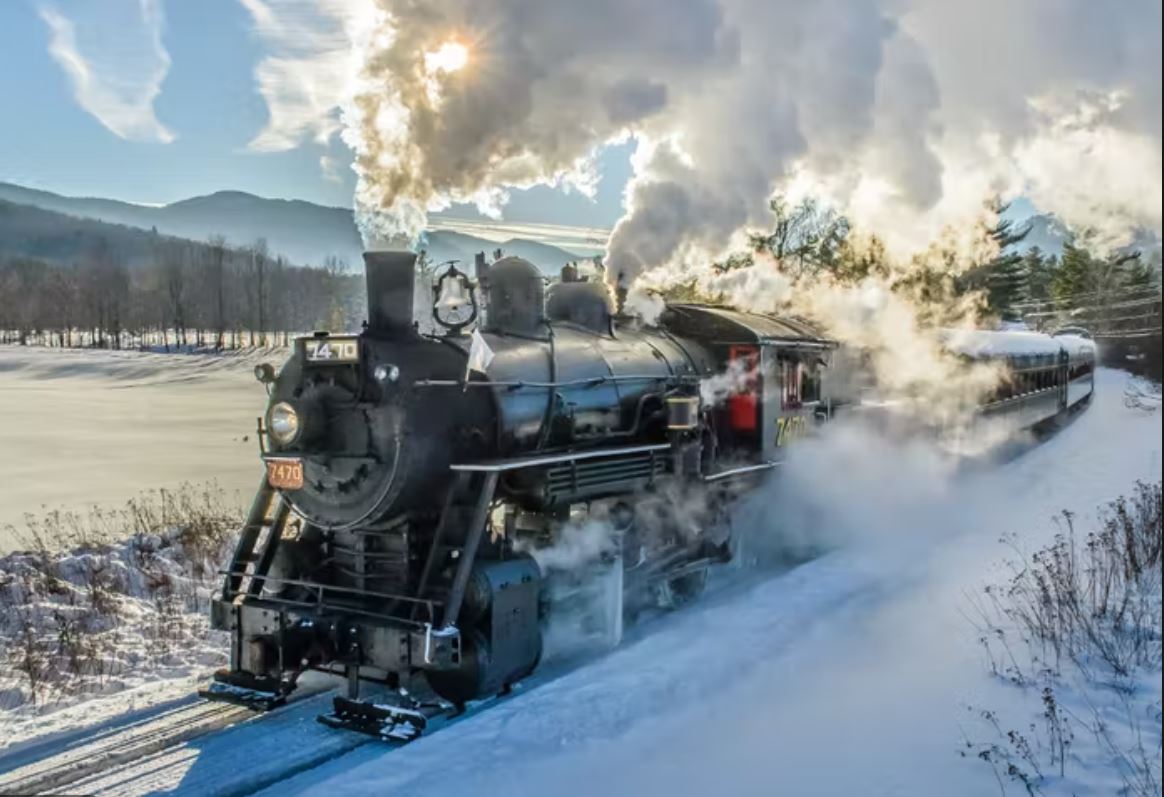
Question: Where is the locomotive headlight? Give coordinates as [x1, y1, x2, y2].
[267, 401, 301, 445]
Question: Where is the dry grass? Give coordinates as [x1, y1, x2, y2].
[0, 482, 242, 710]
[964, 481, 1162, 796]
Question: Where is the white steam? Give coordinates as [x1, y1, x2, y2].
[291, 0, 1160, 261]
[245, 1, 1159, 259]
[517, 519, 618, 573]
[246, 1, 1158, 409]
[631, 253, 1002, 420]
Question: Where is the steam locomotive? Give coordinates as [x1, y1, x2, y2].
[202, 251, 835, 737]
[202, 251, 1094, 740]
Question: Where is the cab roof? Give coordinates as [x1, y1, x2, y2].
[659, 303, 835, 348]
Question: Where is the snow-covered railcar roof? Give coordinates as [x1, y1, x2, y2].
[1054, 334, 1097, 357]
[942, 329, 1066, 359]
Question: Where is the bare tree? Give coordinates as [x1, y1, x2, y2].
[159, 240, 188, 348]
[205, 236, 227, 350]
[245, 238, 270, 347]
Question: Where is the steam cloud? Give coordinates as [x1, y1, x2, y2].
[248, 1, 1158, 403]
[305, 0, 1161, 257]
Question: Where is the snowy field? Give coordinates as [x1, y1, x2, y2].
[0, 367, 1158, 796]
[0, 346, 279, 550]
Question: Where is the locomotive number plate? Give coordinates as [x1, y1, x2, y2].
[266, 457, 304, 490]
[304, 336, 359, 364]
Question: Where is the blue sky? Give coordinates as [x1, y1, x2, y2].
[0, 0, 632, 227]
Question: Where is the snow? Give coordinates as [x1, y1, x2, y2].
[269, 368, 1159, 797]
[1054, 332, 1098, 358]
[942, 328, 1071, 358]
[0, 524, 236, 749]
[0, 365, 1156, 797]
[0, 345, 279, 550]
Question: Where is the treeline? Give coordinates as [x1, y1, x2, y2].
[0, 235, 365, 350]
[698, 196, 1162, 331]
[966, 238, 1162, 331]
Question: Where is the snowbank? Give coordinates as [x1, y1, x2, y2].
[274, 368, 1160, 797]
[0, 488, 239, 749]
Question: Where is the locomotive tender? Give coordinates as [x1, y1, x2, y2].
[203, 250, 1094, 739]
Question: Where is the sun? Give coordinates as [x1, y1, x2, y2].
[424, 40, 470, 75]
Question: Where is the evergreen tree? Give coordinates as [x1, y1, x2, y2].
[1021, 247, 1057, 304]
[1052, 243, 1095, 305]
[1121, 253, 1161, 291]
[981, 210, 1031, 318]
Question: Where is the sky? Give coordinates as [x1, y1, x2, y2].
[1, 0, 1155, 252]
[0, 0, 632, 228]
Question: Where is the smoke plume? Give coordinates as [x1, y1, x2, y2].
[308, 0, 1160, 255]
[248, 1, 1158, 403]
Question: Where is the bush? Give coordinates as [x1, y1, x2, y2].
[965, 482, 1162, 796]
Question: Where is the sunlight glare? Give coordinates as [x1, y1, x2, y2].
[425, 40, 470, 75]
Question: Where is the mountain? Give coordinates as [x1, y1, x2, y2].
[0, 182, 586, 275]
[1012, 213, 1071, 257]
[1009, 213, 1162, 260]
[0, 199, 169, 269]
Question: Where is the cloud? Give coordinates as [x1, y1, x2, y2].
[39, 0, 174, 144]
[238, 0, 364, 153]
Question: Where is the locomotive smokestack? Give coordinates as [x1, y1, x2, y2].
[364, 250, 417, 335]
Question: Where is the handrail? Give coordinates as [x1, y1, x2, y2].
[451, 443, 672, 473]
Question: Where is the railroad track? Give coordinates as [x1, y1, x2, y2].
[0, 699, 254, 796]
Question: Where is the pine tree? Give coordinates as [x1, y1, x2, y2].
[1120, 253, 1160, 291]
[1021, 247, 1057, 304]
[968, 209, 1032, 319]
[1052, 243, 1094, 305]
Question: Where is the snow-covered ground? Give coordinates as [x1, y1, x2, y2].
[0, 522, 236, 748]
[0, 367, 1157, 796]
[265, 368, 1159, 797]
[0, 346, 280, 549]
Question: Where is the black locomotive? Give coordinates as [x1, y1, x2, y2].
[203, 251, 835, 738]
[203, 251, 1094, 739]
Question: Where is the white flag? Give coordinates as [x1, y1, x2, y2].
[466, 329, 495, 378]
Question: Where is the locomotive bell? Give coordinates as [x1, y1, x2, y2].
[436, 274, 469, 310]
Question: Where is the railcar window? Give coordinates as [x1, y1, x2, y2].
[782, 360, 801, 409]
[802, 363, 821, 403]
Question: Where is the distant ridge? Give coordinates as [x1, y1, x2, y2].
[0, 182, 591, 275]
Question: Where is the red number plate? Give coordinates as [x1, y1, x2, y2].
[266, 458, 304, 490]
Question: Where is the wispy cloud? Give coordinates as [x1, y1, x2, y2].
[39, 0, 174, 143]
[239, 0, 357, 153]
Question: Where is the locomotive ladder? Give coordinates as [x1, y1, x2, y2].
[201, 476, 295, 711]
[223, 475, 291, 600]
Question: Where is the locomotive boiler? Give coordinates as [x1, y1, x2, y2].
[203, 250, 836, 739]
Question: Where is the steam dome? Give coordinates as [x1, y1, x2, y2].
[486, 256, 544, 335]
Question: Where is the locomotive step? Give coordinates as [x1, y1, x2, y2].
[316, 695, 444, 743]
[199, 669, 293, 711]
